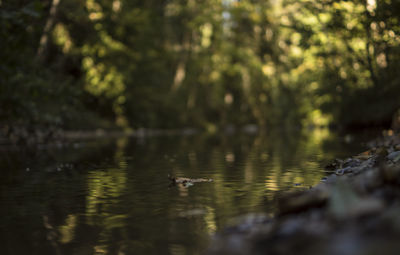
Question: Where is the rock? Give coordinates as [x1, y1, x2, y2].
[343, 158, 361, 168]
[325, 159, 344, 170]
[380, 165, 400, 184]
[321, 174, 338, 184]
[387, 151, 400, 162]
[207, 132, 400, 255]
[353, 150, 373, 160]
[335, 166, 353, 176]
[277, 186, 330, 215]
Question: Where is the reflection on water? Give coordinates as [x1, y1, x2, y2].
[0, 129, 367, 254]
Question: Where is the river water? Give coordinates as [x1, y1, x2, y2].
[0, 129, 368, 255]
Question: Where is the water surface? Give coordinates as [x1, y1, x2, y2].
[0, 129, 367, 255]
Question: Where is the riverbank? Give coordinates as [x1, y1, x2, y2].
[207, 132, 400, 255]
[0, 123, 265, 145]
[0, 126, 200, 145]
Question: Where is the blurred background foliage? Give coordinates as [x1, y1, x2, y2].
[1, 0, 399, 134]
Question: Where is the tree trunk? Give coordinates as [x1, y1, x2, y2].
[171, 31, 191, 91]
[36, 0, 60, 62]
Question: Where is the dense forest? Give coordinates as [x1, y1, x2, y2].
[1, 0, 400, 137]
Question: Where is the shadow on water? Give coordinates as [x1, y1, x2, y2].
[0, 128, 369, 255]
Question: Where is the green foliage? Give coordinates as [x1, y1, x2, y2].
[1, 0, 400, 135]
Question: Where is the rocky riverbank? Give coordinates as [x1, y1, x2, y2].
[207, 133, 400, 255]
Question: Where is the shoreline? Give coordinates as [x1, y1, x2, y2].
[0, 127, 201, 146]
[207, 133, 400, 255]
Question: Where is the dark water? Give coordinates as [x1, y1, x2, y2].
[0, 129, 368, 255]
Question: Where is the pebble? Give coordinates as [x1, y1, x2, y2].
[387, 151, 400, 162]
